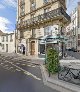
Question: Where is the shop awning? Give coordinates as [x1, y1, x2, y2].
[39, 40, 58, 44]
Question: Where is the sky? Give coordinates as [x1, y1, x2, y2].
[0, 0, 79, 33]
[67, 0, 79, 14]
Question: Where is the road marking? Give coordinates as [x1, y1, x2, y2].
[4, 65, 8, 66]
[5, 67, 10, 70]
[4, 65, 8, 67]
[0, 56, 41, 81]
[22, 64, 26, 66]
[0, 63, 4, 65]
[16, 69, 21, 71]
[27, 61, 31, 63]
[16, 63, 20, 65]
[5, 61, 8, 62]
[27, 64, 36, 67]
[6, 61, 41, 80]
[9, 67, 13, 69]
[32, 65, 36, 67]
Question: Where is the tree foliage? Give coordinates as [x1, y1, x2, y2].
[46, 48, 59, 74]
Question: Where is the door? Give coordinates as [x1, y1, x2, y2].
[31, 41, 35, 55]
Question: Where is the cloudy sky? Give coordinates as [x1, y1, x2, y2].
[0, 0, 79, 33]
[0, 0, 17, 33]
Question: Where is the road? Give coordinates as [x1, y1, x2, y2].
[0, 54, 59, 92]
[67, 51, 80, 59]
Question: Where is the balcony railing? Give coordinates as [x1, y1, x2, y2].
[17, 7, 71, 30]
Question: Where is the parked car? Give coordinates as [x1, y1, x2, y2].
[71, 47, 77, 52]
[68, 48, 72, 51]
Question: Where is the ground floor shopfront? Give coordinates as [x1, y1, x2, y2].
[16, 37, 61, 57]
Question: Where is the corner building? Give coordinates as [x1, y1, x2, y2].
[16, 0, 70, 57]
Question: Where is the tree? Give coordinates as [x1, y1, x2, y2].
[46, 48, 59, 77]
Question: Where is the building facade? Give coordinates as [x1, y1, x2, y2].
[0, 33, 16, 53]
[16, 0, 70, 56]
[66, 2, 80, 51]
[0, 30, 4, 51]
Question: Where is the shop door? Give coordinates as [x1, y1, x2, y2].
[31, 41, 35, 55]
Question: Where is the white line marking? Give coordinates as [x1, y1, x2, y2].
[5, 61, 8, 62]
[9, 67, 13, 69]
[27, 65, 36, 67]
[16, 63, 20, 64]
[0, 63, 3, 65]
[22, 64, 26, 66]
[0, 58, 41, 81]
[27, 61, 31, 63]
[4, 65, 8, 67]
[16, 69, 21, 71]
[7, 61, 41, 80]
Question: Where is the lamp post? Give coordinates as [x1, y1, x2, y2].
[56, 34, 64, 59]
[44, 39, 47, 64]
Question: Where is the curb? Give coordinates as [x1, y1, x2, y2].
[40, 64, 80, 92]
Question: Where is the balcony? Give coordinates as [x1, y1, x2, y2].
[17, 7, 71, 30]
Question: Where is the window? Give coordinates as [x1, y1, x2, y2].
[20, 31, 23, 38]
[32, 29, 36, 37]
[2, 36, 4, 42]
[10, 35, 13, 42]
[78, 34, 80, 39]
[6, 35, 8, 42]
[2, 44, 4, 49]
[30, 0, 36, 11]
[78, 40, 80, 46]
[44, 0, 49, 3]
[20, 3, 25, 16]
[44, 26, 52, 36]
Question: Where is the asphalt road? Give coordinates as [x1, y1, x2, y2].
[0, 54, 59, 92]
[67, 51, 80, 59]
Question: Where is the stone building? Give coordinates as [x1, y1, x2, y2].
[16, 0, 70, 57]
[0, 32, 16, 53]
[66, 2, 80, 51]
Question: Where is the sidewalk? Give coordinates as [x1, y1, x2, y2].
[17, 53, 44, 65]
[40, 64, 80, 92]
[0, 52, 44, 65]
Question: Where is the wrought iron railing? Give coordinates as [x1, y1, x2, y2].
[17, 7, 71, 29]
[58, 66, 80, 85]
